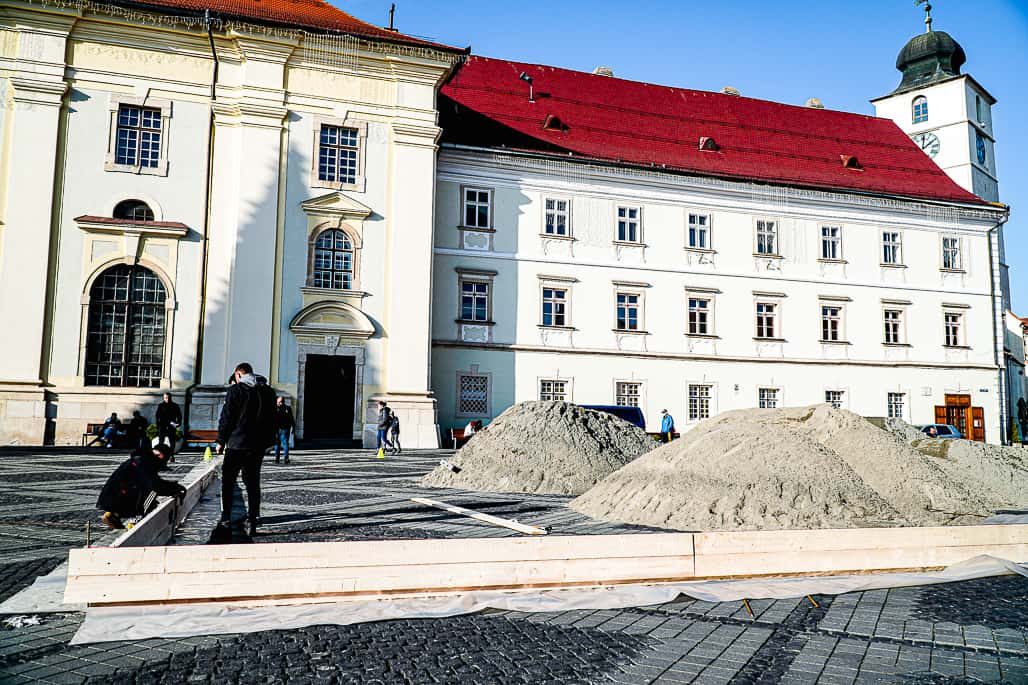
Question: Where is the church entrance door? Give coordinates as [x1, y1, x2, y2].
[303, 354, 356, 441]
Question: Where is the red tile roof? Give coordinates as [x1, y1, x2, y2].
[114, 0, 461, 52]
[440, 56, 986, 205]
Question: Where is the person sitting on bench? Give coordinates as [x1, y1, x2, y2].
[88, 412, 124, 448]
[96, 442, 185, 529]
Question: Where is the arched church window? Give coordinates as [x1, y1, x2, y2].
[312, 229, 354, 290]
[85, 265, 167, 387]
[113, 199, 155, 222]
[912, 96, 928, 124]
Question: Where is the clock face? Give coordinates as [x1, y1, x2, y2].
[976, 133, 987, 164]
[912, 132, 941, 159]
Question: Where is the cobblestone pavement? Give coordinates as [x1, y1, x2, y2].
[1, 446, 1026, 685]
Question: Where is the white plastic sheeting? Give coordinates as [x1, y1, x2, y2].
[69, 554, 1026, 644]
[0, 562, 82, 615]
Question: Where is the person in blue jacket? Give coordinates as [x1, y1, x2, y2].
[660, 409, 676, 443]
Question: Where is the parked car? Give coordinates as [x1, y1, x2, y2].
[919, 424, 963, 439]
[581, 405, 646, 430]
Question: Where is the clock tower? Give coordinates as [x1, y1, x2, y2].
[871, 6, 999, 202]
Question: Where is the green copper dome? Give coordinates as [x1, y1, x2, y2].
[891, 30, 966, 95]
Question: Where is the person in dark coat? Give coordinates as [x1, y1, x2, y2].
[127, 411, 149, 450]
[274, 396, 295, 464]
[376, 401, 392, 451]
[96, 443, 185, 529]
[216, 362, 277, 537]
[89, 412, 124, 448]
[155, 393, 182, 449]
[388, 412, 401, 455]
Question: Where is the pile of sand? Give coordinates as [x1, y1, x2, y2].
[420, 401, 654, 496]
[884, 419, 1028, 509]
[571, 405, 1008, 531]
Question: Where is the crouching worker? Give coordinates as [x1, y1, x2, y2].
[96, 443, 186, 529]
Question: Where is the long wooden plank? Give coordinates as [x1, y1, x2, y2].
[64, 524, 1028, 608]
[410, 497, 548, 535]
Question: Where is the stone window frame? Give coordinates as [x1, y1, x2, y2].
[824, 389, 847, 409]
[613, 281, 648, 334]
[77, 256, 178, 389]
[306, 222, 363, 292]
[818, 298, 848, 344]
[538, 376, 573, 402]
[943, 304, 970, 348]
[104, 94, 172, 176]
[887, 391, 907, 420]
[310, 115, 369, 193]
[537, 274, 577, 329]
[753, 217, 782, 257]
[881, 299, 911, 346]
[754, 299, 782, 340]
[541, 196, 573, 239]
[455, 268, 496, 325]
[455, 365, 492, 419]
[460, 185, 494, 230]
[685, 287, 719, 338]
[685, 211, 713, 251]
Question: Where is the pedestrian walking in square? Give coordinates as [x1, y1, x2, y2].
[376, 401, 392, 457]
[274, 396, 295, 464]
[388, 412, 401, 455]
[155, 393, 182, 452]
[216, 362, 277, 538]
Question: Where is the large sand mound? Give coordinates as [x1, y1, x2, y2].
[884, 419, 1028, 509]
[420, 401, 654, 495]
[571, 405, 1003, 531]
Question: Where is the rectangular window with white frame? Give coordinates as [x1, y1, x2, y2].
[825, 390, 845, 409]
[688, 384, 713, 421]
[462, 187, 492, 229]
[456, 373, 490, 418]
[887, 392, 906, 419]
[543, 198, 571, 237]
[539, 379, 569, 402]
[616, 206, 642, 243]
[687, 213, 711, 250]
[758, 387, 779, 409]
[755, 219, 779, 256]
[459, 279, 490, 322]
[615, 381, 642, 407]
[755, 301, 778, 339]
[882, 231, 903, 265]
[541, 287, 568, 327]
[688, 296, 713, 336]
[105, 96, 171, 176]
[944, 310, 965, 347]
[317, 125, 360, 185]
[820, 303, 844, 342]
[820, 225, 842, 260]
[883, 308, 905, 344]
[616, 291, 642, 331]
[942, 236, 963, 271]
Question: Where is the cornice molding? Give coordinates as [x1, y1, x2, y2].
[438, 147, 1006, 225]
[9, 76, 67, 106]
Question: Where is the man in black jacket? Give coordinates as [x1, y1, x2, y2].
[155, 393, 182, 450]
[96, 443, 185, 529]
[274, 396, 295, 465]
[216, 362, 276, 537]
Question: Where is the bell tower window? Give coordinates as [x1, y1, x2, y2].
[912, 96, 928, 124]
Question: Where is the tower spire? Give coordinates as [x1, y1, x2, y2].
[917, 0, 933, 33]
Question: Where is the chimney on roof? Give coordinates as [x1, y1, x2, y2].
[593, 66, 615, 77]
[720, 86, 740, 96]
[806, 97, 825, 109]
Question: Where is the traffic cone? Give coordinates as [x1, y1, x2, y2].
[204, 445, 213, 461]
[376, 447, 385, 459]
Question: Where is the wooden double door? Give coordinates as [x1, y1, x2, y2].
[934, 394, 985, 442]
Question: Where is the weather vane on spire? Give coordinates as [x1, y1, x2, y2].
[916, 0, 933, 33]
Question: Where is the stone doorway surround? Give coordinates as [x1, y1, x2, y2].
[290, 301, 375, 441]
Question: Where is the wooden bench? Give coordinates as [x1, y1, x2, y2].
[185, 429, 219, 448]
[449, 428, 469, 449]
[81, 423, 106, 446]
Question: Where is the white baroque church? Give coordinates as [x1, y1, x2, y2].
[0, 0, 1016, 446]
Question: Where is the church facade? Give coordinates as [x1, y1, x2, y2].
[0, 0, 1015, 446]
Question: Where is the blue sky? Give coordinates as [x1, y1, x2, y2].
[339, 0, 1028, 307]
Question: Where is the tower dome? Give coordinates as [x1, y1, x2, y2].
[891, 30, 966, 95]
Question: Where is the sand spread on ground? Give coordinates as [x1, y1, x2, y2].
[420, 401, 654, 496]
[571, 405, 1013, 531]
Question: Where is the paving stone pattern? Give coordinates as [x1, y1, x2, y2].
[0, 446, 1026, 684]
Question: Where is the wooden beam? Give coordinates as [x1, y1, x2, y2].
[410, 497, 547, 535]
[63, 524, 1028, 608]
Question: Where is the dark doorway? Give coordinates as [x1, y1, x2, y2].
[303, 355, 357, 441]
